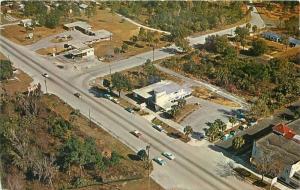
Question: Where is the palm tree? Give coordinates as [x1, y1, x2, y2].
[184, 125, 193, 137]
[252, 25, 257, 40]
[232, 136, 245, 150]
[215, 119, 226, 132]
[229, 116, 237, 128]
[246, 23, 251, 30]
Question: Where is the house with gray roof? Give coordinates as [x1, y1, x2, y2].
[251, 119, 300, 189]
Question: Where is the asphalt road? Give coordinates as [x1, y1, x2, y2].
[0, 6, 265, 189]
[1, 35, 258, 190]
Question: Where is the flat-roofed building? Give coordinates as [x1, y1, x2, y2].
[251, 120, 300, 189]
[67, 46, 94, 59]
[133, 80, 191, 111]
[64, 21, 92, 34]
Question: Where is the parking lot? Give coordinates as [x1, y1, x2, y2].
[180, 96, 237, 134]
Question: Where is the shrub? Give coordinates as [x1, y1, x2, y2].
[0, 60, 13, 80]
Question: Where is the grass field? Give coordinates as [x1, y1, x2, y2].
[1, 24, 64, 45]
[81, 9, 168, 60]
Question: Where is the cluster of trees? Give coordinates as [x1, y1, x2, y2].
[163, 33, 300, 117]
[0, 87, 57, 186]
[111, 72, 132, 96]
[204, 35, 237, 58]
[57, 136, 121, 173]
[48, 117, 73, 139]
[205, 119, 227, 141]
[250, 39, 268, 56]
[110, 1, 246, 37]
[0, 60, 13, 80]
[284, 16, 299, 36]
[0, 86, 122, 188]
[23, 2, 97, 29]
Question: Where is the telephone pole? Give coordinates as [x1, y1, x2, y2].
[89, 108, 91, 127]
[44, 76, 48, 93]
[152, 46, 155, 62]
[146, 144, 151, 190]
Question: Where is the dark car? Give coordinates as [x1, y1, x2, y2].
[74, 92, 81, 98]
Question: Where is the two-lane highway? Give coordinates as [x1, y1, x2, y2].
[1, 34, 258, 190]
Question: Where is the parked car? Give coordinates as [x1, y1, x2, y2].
[230, 130, 236, 136]
[153, 125, 164, 132]
[248, 119, 258, 126]
[74, 92, 81, 98]
[239, 124, 248, 130]
[112, 98, 119, 104]
[104, 94, 113, 100]
[131, 130, 142, 138]
[153, 157, 167, 166]
[125, 107, 134, 113]
[42, 73, 49, 78]
[162, 152, 175, 160]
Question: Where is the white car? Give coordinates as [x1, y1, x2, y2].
[112, 98, 119, 104]
[153, 157, 167, 166]
[162, 152, 175, 160]
[153, 125, 164, 132]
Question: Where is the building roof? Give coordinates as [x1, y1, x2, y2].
[256, 119, 300, 166]
[289, 37, 300, 45]
[68, 46, 93, 56]
[79, 3, 88, 9]
[263, 32, 281, 39]
[20, 18, 32, 23]
[64, 21, 91, 30]
[273, 123, 296, 139]
[94, 29, 112, 38]
[133, 80, 186, 99]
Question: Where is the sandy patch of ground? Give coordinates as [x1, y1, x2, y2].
[192, 86, 240, 108]
[0, 70, 33, 95]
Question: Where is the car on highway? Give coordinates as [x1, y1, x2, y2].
[74, 92, 81, 98]
[153, 157, 167, 166]
[162, 152, 175, 160]
[131, 130, 142, 138]
[153, 124, 164, 132]
[125, 107, 134, 114]
[42, 73, 49, 78]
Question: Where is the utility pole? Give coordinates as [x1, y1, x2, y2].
[152, 46, 155, 62]
[44, 77, 48, 93]
[89, 108, 91, 127]
[146, 144, 151, 190]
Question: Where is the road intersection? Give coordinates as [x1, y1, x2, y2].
[0, 5, 265, 189]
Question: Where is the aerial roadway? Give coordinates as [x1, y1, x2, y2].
[0, 5, 264, 189]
